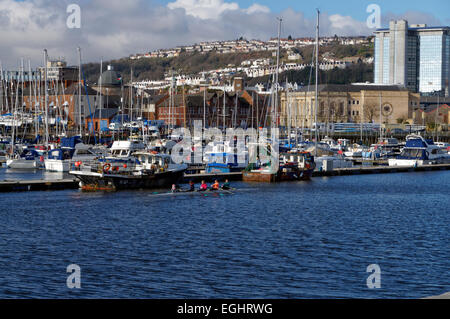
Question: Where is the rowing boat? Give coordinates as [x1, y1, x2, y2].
[150, 188, 237, 196]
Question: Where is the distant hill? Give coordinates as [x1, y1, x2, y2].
[81, 42, 374, 85]
[247, 63, 374, 86]
[82, 51, 273, 84]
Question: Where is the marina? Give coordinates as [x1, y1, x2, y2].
[1, 0, 449, 304]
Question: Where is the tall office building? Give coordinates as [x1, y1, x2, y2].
[374, 20, 450, 96]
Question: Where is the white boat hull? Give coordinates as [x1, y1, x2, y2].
[44, 159, 71, 172]
[6, 159, 39, 169]
[388, 159, 423, 167]
[344, 151, 362, 158]
[388, 157, 450, 167]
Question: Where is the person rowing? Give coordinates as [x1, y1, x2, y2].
[171, 184, 181, 193]
[210, 180, 220, 191]
[221, 179, 231, 190]
[187, 180, 195, 192]
[199, 180, 208, 192]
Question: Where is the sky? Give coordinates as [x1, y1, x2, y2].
[0, 0, 449, 69]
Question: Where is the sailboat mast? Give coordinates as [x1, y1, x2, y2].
[274, 18, 282, 129]
[435, 95, 439, 141]
[77, 47, 82, 137]
[99, 59, 103, 141]
[20, 58, 24, 125]
[12, 74, 18, 150]
[314, 10, 320, 157]
[130, 67, 133, 123]
[28, 60, 37, 139]
[44, 49, 49, 148]
[203, 87, 206, 130]
[223, 84, 226, 129]
[0, 61, 3, 113]
[286, 77, 290, 146]
[379, 92, 382, 141]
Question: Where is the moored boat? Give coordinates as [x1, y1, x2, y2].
[388, 134, 450, 167]
[243, 151, 315, 183]
[6, 148, 44, 169]
[70, 151, 187, 191]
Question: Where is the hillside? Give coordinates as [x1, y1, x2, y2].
[247, 63, 374, 86]
[82, 51, 273, 84]
[81, 42, 374, 85]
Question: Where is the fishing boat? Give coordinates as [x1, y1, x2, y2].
[70, 151, 187, 191]
[106, 140, 146, 160]
[388, 134, 450, 167]
[243, 150, 315, 182]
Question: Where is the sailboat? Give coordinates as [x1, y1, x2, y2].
[6, 58, 44, 169]
[242, 15, 317, 182]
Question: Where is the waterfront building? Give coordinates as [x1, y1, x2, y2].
[280, 84, 421, 128]
[374, 20, 450, 96]
[22, 84, 103, 124]
[413, 96, 450, 127]
[38, 59, 78, 88]
[155, 90, 254, 128]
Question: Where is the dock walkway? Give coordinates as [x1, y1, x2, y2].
[183, 163, 450, 182]
[0, 179, 78, 192]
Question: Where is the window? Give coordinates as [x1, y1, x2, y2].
[382, 37, 390, 84]
[339, 102, 344, 115]
[419, 35, 444, 93]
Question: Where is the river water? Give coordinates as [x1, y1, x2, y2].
[0, 167, 448, 298]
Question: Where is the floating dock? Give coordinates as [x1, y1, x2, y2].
[0, 179, 79, 192]
[0, 164, 449, 192]
[183, 163, 450, 182]
[313, 163, 450, 177]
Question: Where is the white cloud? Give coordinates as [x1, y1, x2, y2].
[0, 0, 443, 70]
[167, 0, 239, 20]
[244, 3, 270, 15]
[328, 14, 371, 36]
